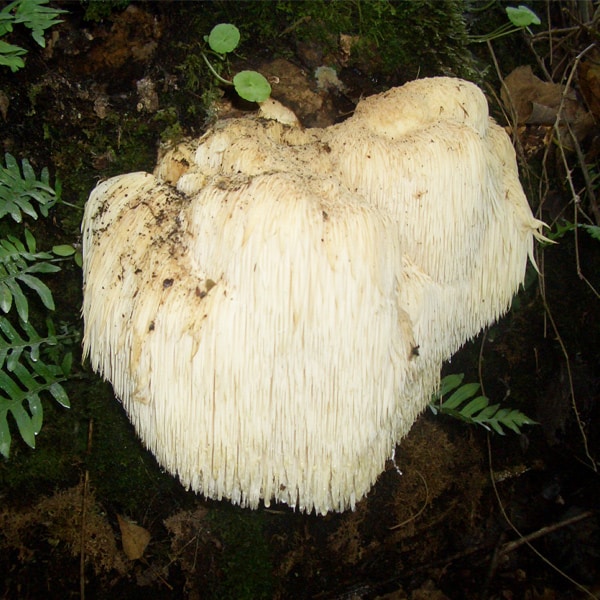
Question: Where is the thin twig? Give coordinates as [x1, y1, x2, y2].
[389, 470, 429, 530]
[484, 41, 538, 199]
[139, 556, 174, 591]
[565, 117, 600, 225]
[500, 509, 595, 555]
[540, 293, 597, 471]
[486, 436, 599, 599]
[478, 329, 488, 398]
[501, 29, 598, 468]
[554, 123, 600, 297]
[80, 470, 88, 600]
[536, 42, 600, 469]
[80, 419, 94, 600]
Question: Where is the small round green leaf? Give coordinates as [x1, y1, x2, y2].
[208, 24, 240, 54]
[506, 5, 541, 27]
[233, 71, 271, 103]
[52, 244, 76, 257]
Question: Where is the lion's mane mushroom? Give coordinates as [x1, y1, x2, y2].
[82, 77, 545, 515]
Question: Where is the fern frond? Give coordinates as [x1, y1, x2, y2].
[430, 374, 538, 435]
[0, 231, 60, 322]
[0, 352, 70, 458]
[0, 315, 64, 370]
[0, 39, 26, 71]
[0, 152, 57, 221]
[581, 224, 600, 241]
[10, 0, 68, 48]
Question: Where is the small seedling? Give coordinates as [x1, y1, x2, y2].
[202, 23, 271, 103]
[469, 5, 540, 43]
[505, 5, 541, 28]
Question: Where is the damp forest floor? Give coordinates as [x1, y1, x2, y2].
[0, 2, 599, 599]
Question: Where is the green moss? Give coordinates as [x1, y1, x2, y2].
[0, 384, 83, 499]
[219, 0, 476, 81]
[45, 111, 161, 235]
[170, 0, 478, 125]
[81, 0, 131, 22]
[0, 441, 76, 499]
[208, 507, 274, 599]
[0, 371, 185, 516]
[76, 379, 185, 514]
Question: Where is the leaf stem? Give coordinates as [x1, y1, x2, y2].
[201, 52, 232, 86]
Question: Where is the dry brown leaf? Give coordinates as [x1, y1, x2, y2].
[117, 514, 151, 560]
[502, 65, 595, 149]
[578, 54, 600, 118]
[502, 66, 566, 123]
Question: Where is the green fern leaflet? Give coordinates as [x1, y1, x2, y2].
[0, 153, 57, 221]
[0, 229, 60, 322]
[430, 373, 538, 435]
[0, 317, 71, 458]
